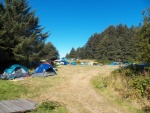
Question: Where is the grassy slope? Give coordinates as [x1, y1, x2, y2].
[91, 73, 149, 113]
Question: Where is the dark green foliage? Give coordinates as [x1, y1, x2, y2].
[67, 24, 137, 61]
[136, 8, 150, 63]
[132, 76, 150, 98]
[0, 80, 28, 100]
[115, 63, 150, 99]
[39, 42, 59, 60]
[0, 0, 59, 68]
[102, 67, 150, 112]
[67, 47, 76, 58]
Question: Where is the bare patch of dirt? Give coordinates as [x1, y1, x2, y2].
[32, 65, 131, 113]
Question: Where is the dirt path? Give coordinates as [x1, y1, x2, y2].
[36, 65, 130, 113]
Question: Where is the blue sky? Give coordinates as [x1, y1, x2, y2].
[28, 0, 149, 58]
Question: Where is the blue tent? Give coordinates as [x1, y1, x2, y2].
[5, 64, 28, 74]
[59, 60, 69, 65]
[71, 62, 76, 65]
[109, 62, 120, 66]
[0, 64, 28, 79]
[32, 63, 57, 77]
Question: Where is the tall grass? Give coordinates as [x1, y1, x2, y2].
[91, 66, 150, 113]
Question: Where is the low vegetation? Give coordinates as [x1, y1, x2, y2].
[92, 64, 150, 113]
[29, 101, 68, 113]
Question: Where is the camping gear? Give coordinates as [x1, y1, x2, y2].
[0, 64, 28, 80]
[59, 61, 69, 65]
[71, 61, 76, 65]
[81, 62, 86, 65]
[109, 62, 121, 66]
[31, 63, 57, 77]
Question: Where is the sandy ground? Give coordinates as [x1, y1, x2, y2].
[35, 65, 131, 113]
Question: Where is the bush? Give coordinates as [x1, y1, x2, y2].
[104, 67, 150, 112]
[30, 101, 68, 113]
[132, 76, 150, 99]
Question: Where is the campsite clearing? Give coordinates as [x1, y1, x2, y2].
[19, 65, 132, 113]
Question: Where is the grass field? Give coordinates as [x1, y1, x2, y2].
[0, 65, 146, 113]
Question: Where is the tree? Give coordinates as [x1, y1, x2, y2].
[136, 7, 150, 63]
[0, 2, 9, 62]
[68, 48, 76, 58]
[0, 0, 49, 66]
[39, 42, 59, 60]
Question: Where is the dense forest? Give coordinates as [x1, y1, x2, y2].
[67, 7, 150, 63]
[0, 0, 59, 69]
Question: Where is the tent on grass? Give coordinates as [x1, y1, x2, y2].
[59, 60, 69, 65]
[0, 64, 28, 80]
[31, 63, 57, 77]
[109, 62, 121, 66]
[70, 61, 76, 65]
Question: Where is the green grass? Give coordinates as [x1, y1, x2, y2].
[0, 77, 69, 113]
[0, 80, 28, 100]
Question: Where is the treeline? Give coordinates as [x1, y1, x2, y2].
[67, 7, 150, 63]
[0, 0, 59, 69]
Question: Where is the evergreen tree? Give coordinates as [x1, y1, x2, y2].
[68, 48, 76, 58]
[65, 53, 69, 58]
[0, 2, 9, 62]
[137, 7, 150, 63]
[74, 24, 137, 62]
[0, 0, 49, 65]
[40, 42, 59, 60]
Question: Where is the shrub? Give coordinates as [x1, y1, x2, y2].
[30, 101, 68, 113]
[132, 76, 150, 99]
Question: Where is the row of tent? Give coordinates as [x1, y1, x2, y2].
[55, 60, 77, 65]
[0, 63, 57, 80]
[55, 60, 100, 66]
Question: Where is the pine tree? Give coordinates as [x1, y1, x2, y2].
[0, 0, 49, 65]
[137, 7, 150, 63]
[40, 42, 59, 60]
[68, 48, 76, 58]
[0, 2, 9, 62]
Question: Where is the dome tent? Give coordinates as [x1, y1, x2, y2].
[0, 64, 28, 80]
[31, 63, 57, 77]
